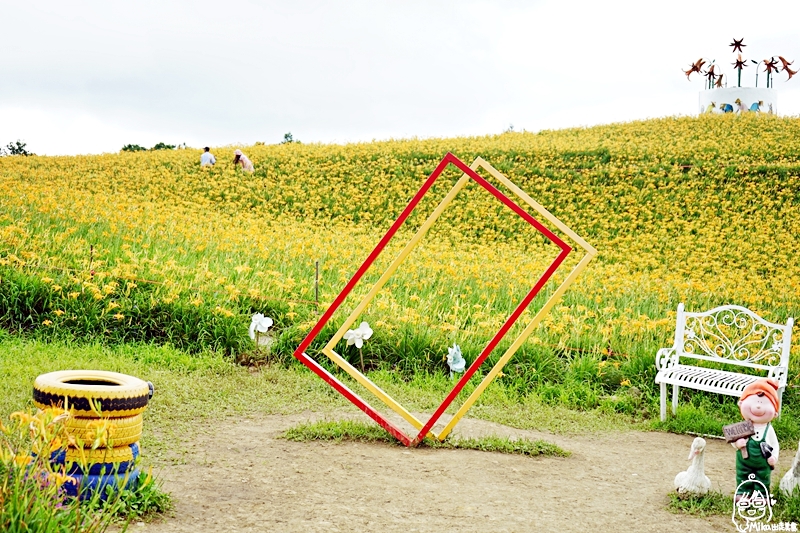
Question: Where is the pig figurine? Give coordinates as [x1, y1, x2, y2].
[733, 378, 781, 497]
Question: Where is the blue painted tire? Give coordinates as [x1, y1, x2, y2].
[62, 469, 140, 500]
[51, 442, 140, 476]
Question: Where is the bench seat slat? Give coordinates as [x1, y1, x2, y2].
[656, 365, 763, 397]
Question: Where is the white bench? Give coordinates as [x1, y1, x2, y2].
[655, 303, 794, 421]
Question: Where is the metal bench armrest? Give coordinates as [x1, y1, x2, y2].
[656, 347, 677, 371]
[768, 366, 789, 387]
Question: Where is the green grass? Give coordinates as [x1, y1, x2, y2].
[668, 488, 800, 525]
[282, 419, 396, 443]
[0, 337, 632, 463]
[425, 434, 569, 457]
[2, 334, 796, 465]
[101, 470, 172, 523]
[281, 419, 569, 457]
[667, 491, 732, 517]
[776, 488, 800, 524]
[79, 469, 172, 524]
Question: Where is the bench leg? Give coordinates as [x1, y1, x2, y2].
[660, 383, 667, 422]
[672, 384, 679, 416]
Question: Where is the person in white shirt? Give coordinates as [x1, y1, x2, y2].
[200, 147, 216, 167]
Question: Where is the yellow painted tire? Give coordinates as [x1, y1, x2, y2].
[64, 414, 143, 448]
[62, 442, 139, 464]
[52, 442, 141, 476]
[33, 370, 151, 418]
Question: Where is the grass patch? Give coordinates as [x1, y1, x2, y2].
[425, 434, 569, 457]
[667, 490, 732, 517]
[280, 419, 569, 457]
[668, 488, 800, 525]
[283, 419, 393, 443]
[106, 470, 173, 522]
[775, 487, 800, 524]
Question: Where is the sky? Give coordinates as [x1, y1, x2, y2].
[1, 0, 800, 156]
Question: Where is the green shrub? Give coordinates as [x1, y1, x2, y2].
[120, 144, 146, 152]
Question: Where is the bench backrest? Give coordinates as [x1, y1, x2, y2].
[674, 303, 794, 372]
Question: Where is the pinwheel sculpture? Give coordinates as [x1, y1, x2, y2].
[703, 64, 717, 89]
[732, 53, 747, 88]
[684, 58, 706, 80]
[763, 58, 779, 88]
[730, 38, 746, 54]
[683, 39, 795, 89]
[778, 56, 797, 81]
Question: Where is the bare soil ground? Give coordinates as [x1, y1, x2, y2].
[134, 412, 780, 532]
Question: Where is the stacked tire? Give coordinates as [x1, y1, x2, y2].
[33, 370, 154, 500]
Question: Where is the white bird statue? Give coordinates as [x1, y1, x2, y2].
[446, 344, 466, 378]
[674, 437, 711, 495]
[780, 440, 800, 495]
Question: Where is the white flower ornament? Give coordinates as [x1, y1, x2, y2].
[447, 344, 466, 376]
[249, 313, 273, 341]
[343, 321, 373, 349]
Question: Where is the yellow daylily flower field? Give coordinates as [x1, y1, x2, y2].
[1, 113, 799, 421]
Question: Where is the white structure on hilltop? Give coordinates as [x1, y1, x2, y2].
[685, 38, 794, 116]
[699, 87, 777, 115]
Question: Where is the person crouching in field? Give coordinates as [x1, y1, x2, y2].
[233, 149, 254, 172]
[200, 147, 216, 167]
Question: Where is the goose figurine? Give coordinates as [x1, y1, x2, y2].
[675, 437, 712, 495]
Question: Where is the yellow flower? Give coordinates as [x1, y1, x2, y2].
[213, 306, 234, 318]
[86, 419, 112, 448]
[42, 319, 53, 326]
[10, 411, 35, 427]
[113, 313, 125, 320]
[620, 379, 631, 387]
[53, 309, 65, 316]
[48, 470, 76, 488]
[13, 453, 32, 467]
[49, 436, 63, 453]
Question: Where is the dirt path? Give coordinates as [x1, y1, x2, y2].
[134, 412, 775, 532]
